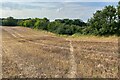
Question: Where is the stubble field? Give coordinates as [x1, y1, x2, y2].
[1, 26, 119, 78]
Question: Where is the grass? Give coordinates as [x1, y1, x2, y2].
[34, 29, 119, 42]
[29, 28, 119, 43]
[2, 26, 119, 78]
[68, 33, 118, 43]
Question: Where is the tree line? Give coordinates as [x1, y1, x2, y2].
[0, 1, 120, 36]
[0, 17, 87, 35]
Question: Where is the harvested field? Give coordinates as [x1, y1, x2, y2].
[1, 26, 119, 78]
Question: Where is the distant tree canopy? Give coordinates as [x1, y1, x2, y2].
[1, 17, 86, 35]
[55, 19, 86, 26]
[1, 17, 18, 26]
[1, 1, 120, 36]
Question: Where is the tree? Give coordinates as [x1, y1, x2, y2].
[116, 1, 120, 35]
[55, 19, 86, 27]
[73, 19, 86, 26]
[47, 22, 61, 33]
[23, 20, 33, 27]
[88, 5, 117, 36]
[34, 18, 49, 30]
[117, 1, 120, 23]
[2, 17, 17, 26]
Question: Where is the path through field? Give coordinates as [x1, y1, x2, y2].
[1, 26, 119, 78]
[67, 40, 77, 78]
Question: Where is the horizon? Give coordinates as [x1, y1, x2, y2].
[0, 2, 118, 22]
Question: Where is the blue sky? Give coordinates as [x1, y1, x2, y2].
[0, 0, 119, 22]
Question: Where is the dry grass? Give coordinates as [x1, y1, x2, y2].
[70, 34, 118, 43]
[73, 40, 118, 78]
[1, 26, 119, 78]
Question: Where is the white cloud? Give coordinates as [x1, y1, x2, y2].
[56, 7, 63, 12]
[0, 2, 118, 22]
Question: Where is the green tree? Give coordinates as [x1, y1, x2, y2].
[34, 18, 49, 30]
[73, 19, 86, 26]
[116, 1, 120, 35]
[2, 17, 17, 26]
[117, 1, 120, 23]
[47, 22, 60, 33]
[23, 20, 33, 27]
[88, 5, 117, 36]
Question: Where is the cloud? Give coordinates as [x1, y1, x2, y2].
[1, 2, 41, 10]
[1, 2, 118, 22]
[56, 7, 63, 12]
[1, 2, 65, 10]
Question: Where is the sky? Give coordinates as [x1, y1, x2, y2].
[0, 0, 119, 22]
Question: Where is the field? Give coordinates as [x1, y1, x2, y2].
[0, 26, 119, 78]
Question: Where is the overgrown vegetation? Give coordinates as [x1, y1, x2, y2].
[0, 2, 120, 36]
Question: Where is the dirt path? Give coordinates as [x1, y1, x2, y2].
[67, 39, 77, 78]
